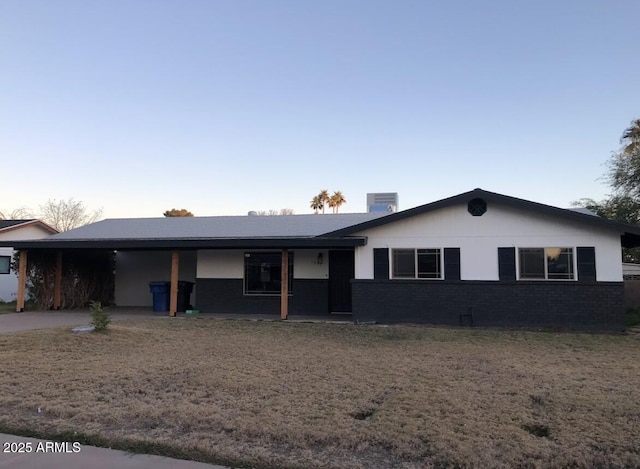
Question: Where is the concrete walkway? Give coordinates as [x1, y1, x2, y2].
[0, 309, 353, 333]
[0, 433, 229, 468]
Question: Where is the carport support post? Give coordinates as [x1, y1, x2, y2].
[169, 251, 179, 317]
[280, 249, 288, 320]
[53, 251, 62, 310]
[16, 250, 27, 313]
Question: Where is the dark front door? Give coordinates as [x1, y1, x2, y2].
[329, 250, 355, 313]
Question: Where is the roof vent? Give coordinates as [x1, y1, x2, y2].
[468, 198, 487, 216]
[247, 211, 258, 216]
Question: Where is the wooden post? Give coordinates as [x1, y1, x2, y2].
[53, 251, 62, 310]
[16, 250, 27, 313]
[169, 251, 179, 317]
[280, 249, 289, 320]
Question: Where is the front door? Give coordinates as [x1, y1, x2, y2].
[328, 250, 355, 313]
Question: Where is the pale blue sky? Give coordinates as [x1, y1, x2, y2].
[1, 1, 638, 218]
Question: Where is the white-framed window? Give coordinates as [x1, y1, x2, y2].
[0, 256, 10, 275]
[391, 248, 442, 279]
[518, 247, 575, 280]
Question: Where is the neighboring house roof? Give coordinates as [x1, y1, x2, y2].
[0, 219, 59, 235]
[0, 220, 31, 230]
[3, 189, 640, 250]
[322, 188, 640, 248]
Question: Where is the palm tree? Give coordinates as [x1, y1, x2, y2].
[621, 118, 640, 156]
[330, 191, 346, 213]
[327, 197, 337, 213]
[309, 196, 322, 214]
[318, 190, 330, 214]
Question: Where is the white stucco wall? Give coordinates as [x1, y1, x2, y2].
[354, 202, 624, 282]
[196, 249, 329, 280]
[0, 223, 55, 302]
[115, 251, 197, 306]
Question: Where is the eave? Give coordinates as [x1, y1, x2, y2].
[0, 236, 368, 251]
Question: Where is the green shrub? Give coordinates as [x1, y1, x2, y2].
[626, 307, 640, 327]
[90, 301, 110, 332]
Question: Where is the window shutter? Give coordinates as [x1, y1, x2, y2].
[444, 248, 461, 281]
[577, 247, 596, 282]
[373, 248, 389, 279]
[498, 247, 516, 281]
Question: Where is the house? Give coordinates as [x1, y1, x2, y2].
[0, 220, 59, 302]
[3, 189, 640, 331]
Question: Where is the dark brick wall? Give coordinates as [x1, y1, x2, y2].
[195, 278, 329, 315]
[352, 280, 625, 331]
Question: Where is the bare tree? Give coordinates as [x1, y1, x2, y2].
[255, 209, 295, 216]
[40, 198, 103, 232]
[0, 206, 35, 220]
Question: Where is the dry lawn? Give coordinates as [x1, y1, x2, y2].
[1, 319, 640, 468]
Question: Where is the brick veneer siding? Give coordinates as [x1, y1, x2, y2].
[352, 280, 625, 331]
[196, 278, 329, 315]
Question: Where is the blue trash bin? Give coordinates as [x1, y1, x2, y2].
[149, 281, 170, 312]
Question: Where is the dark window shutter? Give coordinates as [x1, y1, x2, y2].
[444, 248, 461, 281]
[373, 248, 389, 279]
[498, 247, 516, 281]
[577, 247, 596, 282]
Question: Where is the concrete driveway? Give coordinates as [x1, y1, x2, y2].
[0, 310, 158, 334]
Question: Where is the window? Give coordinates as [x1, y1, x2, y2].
[0, 256, 10, 275]
[392, 249, 441, 279]
[244, 252, 294, 295]
[518, 248, 574, 280]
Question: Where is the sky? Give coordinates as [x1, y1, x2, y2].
[1, 0, 639, 219]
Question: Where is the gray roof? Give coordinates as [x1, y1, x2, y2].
[49, 213, 390, 240]
[6, 188, 640, 250]
[0, 220, 35, 230]
[567, 207, 598, 216]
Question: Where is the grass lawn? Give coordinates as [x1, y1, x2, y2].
[0, 302, 17, 314]
[1, 319, 640, 468]
[0, 301, 36, 314]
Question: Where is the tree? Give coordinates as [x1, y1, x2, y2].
[572, 195, 640, 263]
[163, 208, 194, 217]
[310, 195, 322, 214]
[40, 198, 103, 232]
[255, 209, 295, 216]
[572, 196, 640, 226]
[621, 118, 640, 157]
[0, 207, 35, 220]
[329, 191, 346, 213]
[574, 118, 640, 262]
[608, 118, 640, 199]
[318, 190, 330, 214]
